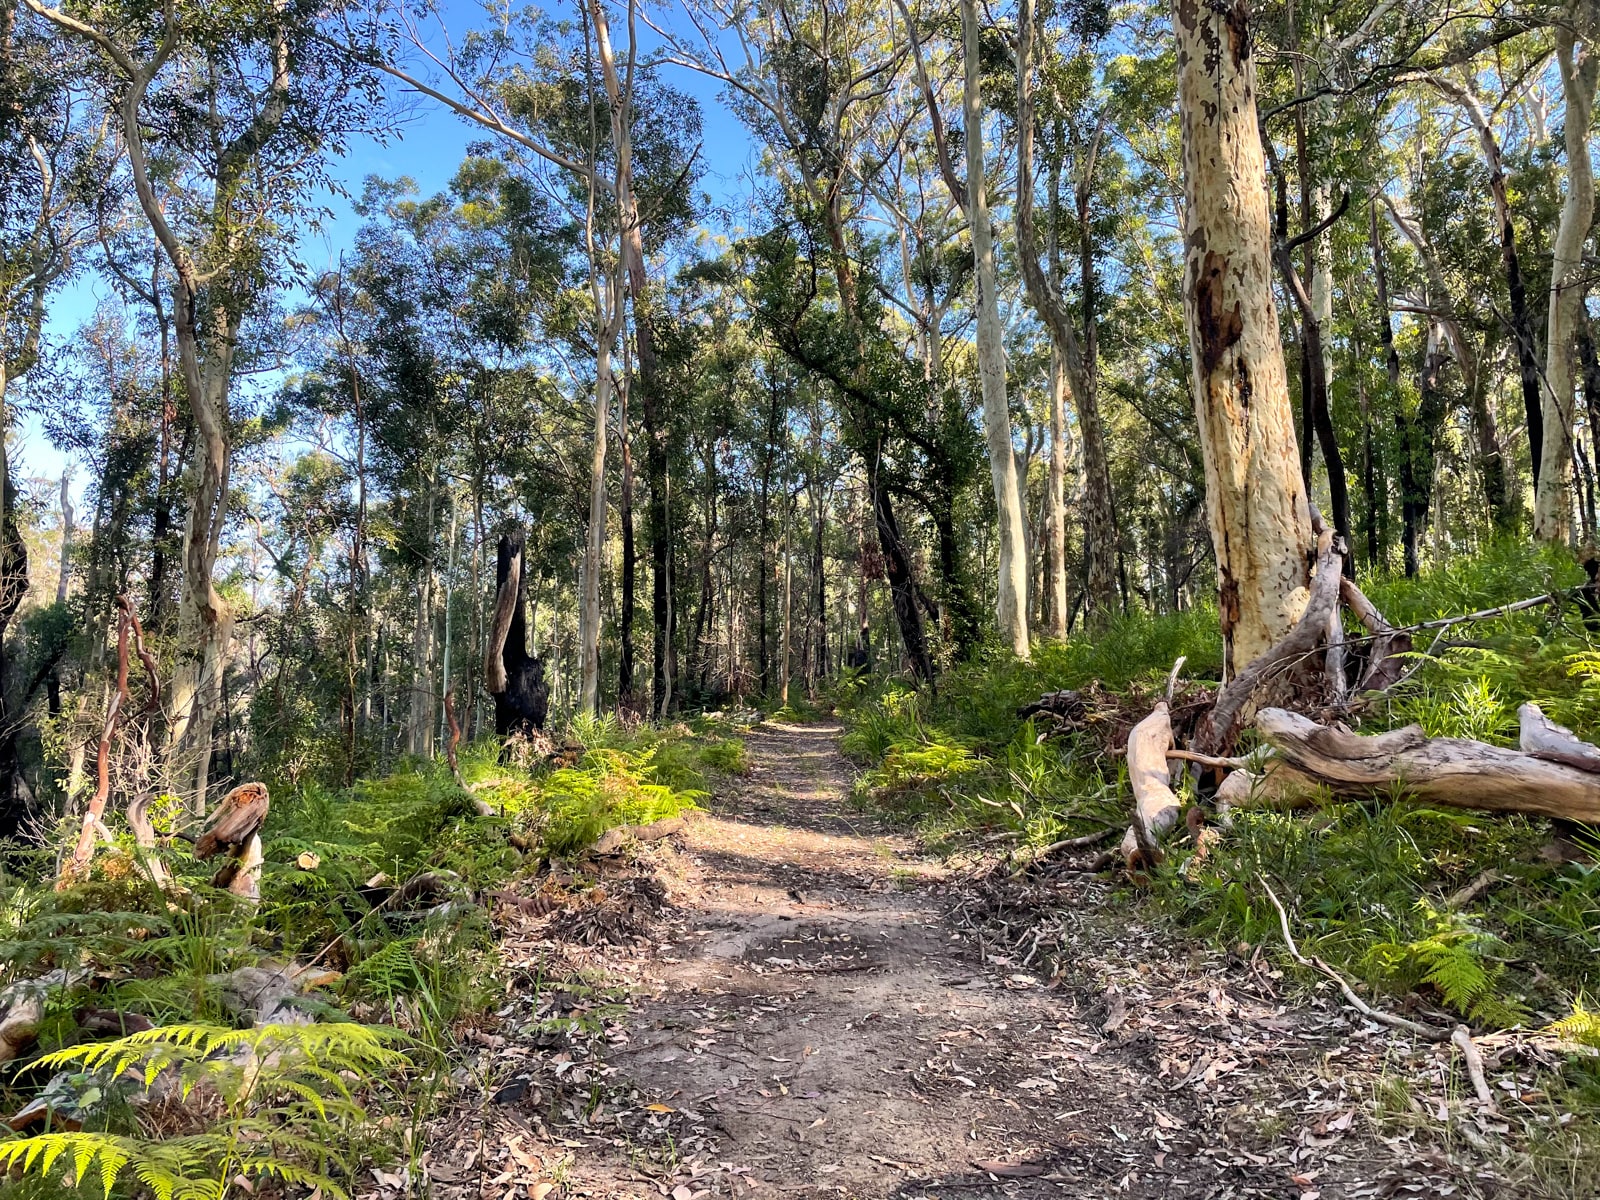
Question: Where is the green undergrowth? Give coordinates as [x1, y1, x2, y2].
[840, 540, 1600, 1047]
[0, 714, 747, 1200]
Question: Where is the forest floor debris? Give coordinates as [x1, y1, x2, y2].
[420, 721, 1576, 1200]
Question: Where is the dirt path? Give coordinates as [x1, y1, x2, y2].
[451, 722, 1503, 1200]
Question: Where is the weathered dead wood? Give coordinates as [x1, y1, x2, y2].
[1251, 707, 1600, 821]
[1196, 524, 1343, 754]
[1120, 701, 1181, 868]
[1339, 577, 1413, 692]
[1518, 702, 1600, 773]
[194, 782, 270, 901]
[592, 815, 689, 856]
[1214, 759, 1334, 814]
[0, 970, 85, 1064]
[1445, 870, 1506, 911]
[484, 543, 522, 695]
[1262, 878, 1450, 1042]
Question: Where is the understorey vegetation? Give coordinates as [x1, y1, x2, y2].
[0, 714, 739, 1200]
[840, 539, 1600, 1172]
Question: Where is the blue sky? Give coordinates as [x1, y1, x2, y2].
[16, 2, 762, 499]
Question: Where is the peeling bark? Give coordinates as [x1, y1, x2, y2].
[1174, 0, 1314, 675]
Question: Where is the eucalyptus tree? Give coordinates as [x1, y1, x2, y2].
[1535, 3, 1600, 541]
[25, 0, 379, 807]
[1173, 0, 1314, 673]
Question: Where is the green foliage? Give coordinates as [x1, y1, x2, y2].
[531, 746, 703, 856]
[0, 1024, 411, 1200]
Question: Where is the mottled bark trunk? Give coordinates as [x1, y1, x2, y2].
[1174, 0, 1315, 674]
[962, 0, 1028, 656]
[1536, 27, 1600, 541]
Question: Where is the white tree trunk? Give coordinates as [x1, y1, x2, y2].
[55, 473, 72, 604]
[778, 502, 793, 707]
[1535, 26, 1600, 542]
[962, 0, 1030, 658]
[1046, 346, 1069, 637]
[580, 345, 612, 715]
[1174, 0, 1314, 675]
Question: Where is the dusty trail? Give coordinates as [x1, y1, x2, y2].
[460, 722, 1492, 1200]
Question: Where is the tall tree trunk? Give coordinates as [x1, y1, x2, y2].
[872, 457, 935, 683]
[757, 376, 782, 693]
[169, 349, 236, 812]
[1536, 25, 1600, 542]
[1174, 0, 1315, 675]
[1400, 325, 1451, 577]
[618, 354, 637, 707]
[1014, 0, 1117, 623]
[1425, 73, 1546, 497]
[961, 0, 1029, 657]
[1046, 346, 1069, 637]
[778, 494, 792, 706]
[408, 477, 437, 758]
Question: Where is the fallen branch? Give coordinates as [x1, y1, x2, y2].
[1121, 701, 1180, 869]
[1452, 1024, 1496, 1108]
[1009, 826, 1120, 875]
[1197, 523, 1343, 754]
[1252, 707, 1600, 821]
[1518, 702, 1600, 773]
[1261, 877, 1450, 1042]
[1444, 870, 1505, 911]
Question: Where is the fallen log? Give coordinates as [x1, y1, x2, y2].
[1242, 707, 1600, 822]
[1120, 701, 1181, 868]
[1518, 702, 1600, 773]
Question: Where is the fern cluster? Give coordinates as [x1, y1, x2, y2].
[0, 1023, 411, 1200]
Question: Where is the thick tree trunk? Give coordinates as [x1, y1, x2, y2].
[961, 0, 1028, 657]
[169, 351, 235, 812]
[1174, 0, 1314, 675]
[1535, 27, 1600, 542]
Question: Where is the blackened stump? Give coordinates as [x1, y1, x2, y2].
[486, 531, 549, 742]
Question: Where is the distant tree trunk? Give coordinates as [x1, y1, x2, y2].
[1175, 0, 1315, 675]
[408, 478, 437, 758]
[618, 359, 637, 708]
[757, 376, 782, 693]
[962, 0, 1029, 657]
[1046, 347, 1069, 637]
[55, 473, 72, 604]
[1400, 325, 1451, 577]
[1536, 26, 1600, 542]
[872, 465, 935, 683]
[1014, 0, 1117, 625]
[778, 496, 792, 706]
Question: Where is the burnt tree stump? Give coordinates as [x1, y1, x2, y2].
[485, 530, 549, 741]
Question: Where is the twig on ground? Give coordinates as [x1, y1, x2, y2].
[1009, 827, 1120, 875]
[1452, 1024, 1496, 1108]
[1444, 870, 1505, 911]
[1260, 876, 1451, 1042]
